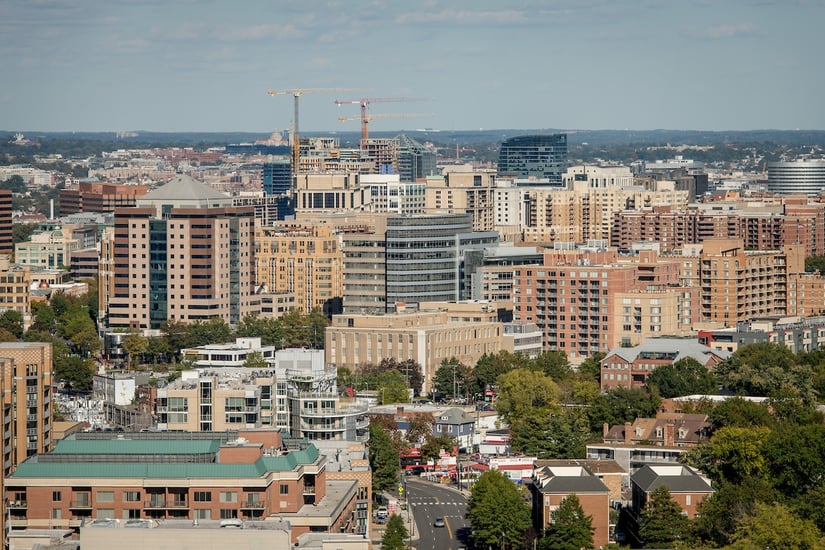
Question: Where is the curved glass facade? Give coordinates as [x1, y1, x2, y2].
[768, 160, 825, 195]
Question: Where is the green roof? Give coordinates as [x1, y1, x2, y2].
[52, 439, 221, 455]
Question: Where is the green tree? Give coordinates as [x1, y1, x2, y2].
[381, 514, 408, 550]
[12, 222, 38, 245]
[639, 486, 689, 548]
[577, 352, 604, 384]
[707, 397, 774, 431]
[57, 355, 95, 392]
[2, 175, 27, 194]
[495, 368, 559, 420]
[160, 320, 191, 360]
[692, 478, 777, 547]
[467, 470, 531, 550]
[379, 358, 423, 396]
[587, 386, 660, 434]
[533, 350, 572, 382]
[0, 310, 23, 339]
[30, 301, 56, 334]
[805, 254, 825, 275]
[471, 351, 530, 395]
[121, 332, 148, 369]
[686, 426, 771, 485]
[187, 317, 232, 347]
[369, 422, 400, 492]
[510, 407, 589, 459]
[725, 502, 824, 550]
[763, 423, 825, 499]
[243, 351, 269, 370]
[646, 357, 718, 398]
[431, 358, 471, 400]
[539, 494, 594, 550]
[715, 342, 817, 403]
[420, 433, 455, 463]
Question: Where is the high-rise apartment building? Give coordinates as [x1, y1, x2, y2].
[0, 189, 12, 255]
[0, 342, 53, 473]
[255, 223, 343, 315]
[425, 170, 497, 231]
[104, 175, 257, 330]
[497, 134, 568, 184]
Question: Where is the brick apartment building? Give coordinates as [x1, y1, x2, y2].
[5, 431, 365, 542]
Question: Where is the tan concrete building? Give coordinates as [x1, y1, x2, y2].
[0, 256, 33, 326]
[521, 184, 690, 245]
[255, 223, 343, 314]
[425, 170, 497, 231]
[0, 342, 53, 473]
[677, 239, 822, 325]
[105, 175, 257, 330]
[326, 301, 512, 393]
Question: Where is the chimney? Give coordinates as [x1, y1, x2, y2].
[664, 422, 675, 447]
[396, 406, 405, 416]
[603, 422, 609, 438]
[624, 422, 632, 445]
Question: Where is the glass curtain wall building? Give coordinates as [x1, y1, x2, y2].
[497, 134, 568, 185]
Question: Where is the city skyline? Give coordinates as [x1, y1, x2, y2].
[1, 0, 824, 133]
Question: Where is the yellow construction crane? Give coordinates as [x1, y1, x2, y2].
[337, 113, 431, 140]
[334, 97, 429, 140]
[267, 87, 362, 177]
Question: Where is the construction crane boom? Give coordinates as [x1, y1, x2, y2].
[266, 87, 363, 178]
[334, 97, 429, 140]
[337, 113, 431, 140]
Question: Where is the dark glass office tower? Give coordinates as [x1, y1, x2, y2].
[497, 134, 567, 184]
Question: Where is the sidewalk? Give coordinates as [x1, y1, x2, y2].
[370, 492, 419, 546]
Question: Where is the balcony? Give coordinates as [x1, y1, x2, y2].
[241, 499, 265, 510]
[144, 498, 167, 509]
[7, 500, 27, 509]
[70, 499, 92, 510]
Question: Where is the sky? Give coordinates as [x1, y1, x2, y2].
[1, 0, 824, 133]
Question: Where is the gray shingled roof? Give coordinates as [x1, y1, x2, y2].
[534, 466, 610, 494]
[139, 174, 230, 203]
[602, 337, 730, 366]
[631, 464, 713, 493]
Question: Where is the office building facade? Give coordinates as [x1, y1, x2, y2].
[497, 134, 567, 184]
[768, 159, 825, 195]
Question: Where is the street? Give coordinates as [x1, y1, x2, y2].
[405, 477, 469, 550]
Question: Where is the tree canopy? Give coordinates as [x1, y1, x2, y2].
[539, 494, 594, 550]
[467, 470, 531, 550]
[639, 486, 689, 548]
[646, 357, 718, 398]
[381, 514, 408, 550]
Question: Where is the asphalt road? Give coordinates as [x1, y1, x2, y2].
[406, 477, 469, 550]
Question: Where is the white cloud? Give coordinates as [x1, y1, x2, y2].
[395, 9, 530, 25]
[219, 23, 303, 42]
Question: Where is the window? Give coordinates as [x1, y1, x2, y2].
[219, 491, 237, 503]
[96, 491, 114, 503]
[280, 484, 289, 495]
[195, 509, 212, 520]
[51, 509, 62, 519]
[123, 491, 141, 503]
[220, 509, 238, 519]
[52, 491, 62, 502]
[194, 491, 212, 502]
[97, 509, 115, 519]
[686, 495, 692, 506]
[124, 509, 141, 519]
